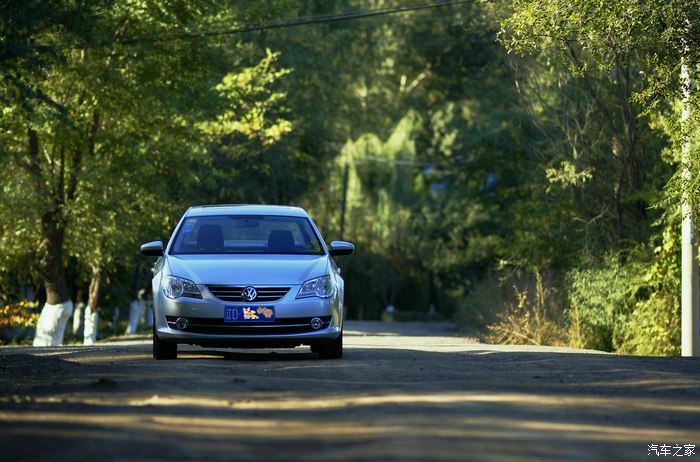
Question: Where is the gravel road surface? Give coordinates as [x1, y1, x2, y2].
[1, 321, 699, 462]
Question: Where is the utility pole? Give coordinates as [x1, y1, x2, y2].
[681, 46, 700, 356]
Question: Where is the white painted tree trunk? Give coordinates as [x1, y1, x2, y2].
[125, 299, 145, 335]
[83, 307, 99, 345]
[143, 301, 154, 327]
[72, 301, 85, 336]
[33, 300, 74, 346]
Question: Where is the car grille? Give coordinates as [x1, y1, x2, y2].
[206, 285, 291, 302]
[165, 316, 332, 335]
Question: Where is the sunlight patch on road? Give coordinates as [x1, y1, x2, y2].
[25, 390, 700, 416]
[224, 391, 700, 414]
[3, 400, 698, 451]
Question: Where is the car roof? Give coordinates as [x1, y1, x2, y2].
[184, 204, 309, 218]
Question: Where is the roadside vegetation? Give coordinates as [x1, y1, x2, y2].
[1, 0, 698, 355]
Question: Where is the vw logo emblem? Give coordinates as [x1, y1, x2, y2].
[242, 286, 257, 302]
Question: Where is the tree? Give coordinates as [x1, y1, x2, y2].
[0, 0, 101, 344]
[499, 0, 700, 354]
[0, 0, 293, 345]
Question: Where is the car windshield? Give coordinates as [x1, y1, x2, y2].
[169, 215, 325, 255]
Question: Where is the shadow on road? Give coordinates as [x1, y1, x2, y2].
[2, 334, 700, 462]
[190, 349, 319, 361]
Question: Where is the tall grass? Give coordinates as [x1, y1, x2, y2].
[485, 271, 568, 347]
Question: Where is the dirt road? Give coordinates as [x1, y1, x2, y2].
[2, 321, 700, 461]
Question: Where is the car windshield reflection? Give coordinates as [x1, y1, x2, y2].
[169, 215, 325, 256]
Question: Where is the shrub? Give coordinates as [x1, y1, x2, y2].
[0, 300, 39, 344]
[566, 225, 680, 355]
[486, 271, 568, 346]
[454, 274, 505, 333]
[566, 254, 645, 351]
[614, 225, 680, 356]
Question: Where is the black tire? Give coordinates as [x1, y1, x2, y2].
[153, 321, 177, 360]
[314, 332, 343, 359]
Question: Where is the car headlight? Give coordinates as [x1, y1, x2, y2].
[163, 275, 202, 299]
[297, 275, 335, 299]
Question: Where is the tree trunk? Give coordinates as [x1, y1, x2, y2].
[33, 300, 74, 346]
[126, 299, 145, 335]
[72, 301, 84, 337]
[125, 265, 144, 334]
[33, 204, 73, 346]
[83, 308, 99, 345]
[143, 301, 154, 328]
[72, 288, 85, 337]
[84, 266, 102, 345]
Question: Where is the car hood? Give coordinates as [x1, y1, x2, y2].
[165, 254, 330, 286]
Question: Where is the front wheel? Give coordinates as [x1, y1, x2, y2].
[153, 321, 177, 360]
[313, 332, 343, 359]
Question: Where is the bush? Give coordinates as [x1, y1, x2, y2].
[615, 226, 680, 355]
[0, 300, 39, 344]
[454, 274, 505, 333]
[566, 225, 680, 355]
[566, 255, 645, 351]
[485, 271, 568, 346]
[459, 228, 680, 356]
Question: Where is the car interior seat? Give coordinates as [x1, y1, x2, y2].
[196, 224, 224, 252]
[267, 230, 296, 253]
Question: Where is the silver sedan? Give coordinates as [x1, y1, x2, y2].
[140, 205, 354, 360]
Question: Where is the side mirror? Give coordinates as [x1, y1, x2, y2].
[140, 241, 164, 257]
[329, 241, 354, 257]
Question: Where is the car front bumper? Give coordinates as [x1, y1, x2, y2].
[153, 285, 343, 348]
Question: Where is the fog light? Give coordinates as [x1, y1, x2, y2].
[310, 317, 322, 330]
[175, 318, 189, 330]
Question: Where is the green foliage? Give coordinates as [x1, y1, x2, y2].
[0, 1, 297, 315]
[500, 0, 700, 211]
[454, 275, 505, 331]
[0, 0, 101, 115]
[566, 220, 681, 355]
[566, 254, 647, 351]
[0, 0, 691, 355]
[334, 112, 427, 313]
[192, 49, 298, 205]
[616, 223, 681, 356]
[493, 0, 693, 355]
[199, 49, 292, 144]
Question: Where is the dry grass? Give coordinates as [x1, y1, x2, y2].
[486, 272, 569, 347]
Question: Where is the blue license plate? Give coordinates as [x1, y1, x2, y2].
[224, 306, 275, 323]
